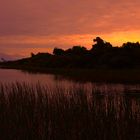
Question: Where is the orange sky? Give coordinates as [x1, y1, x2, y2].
[0, 0, 140, 59]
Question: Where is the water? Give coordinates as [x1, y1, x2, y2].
[0, 68, 140, 139]
[0, 68, 140, 94]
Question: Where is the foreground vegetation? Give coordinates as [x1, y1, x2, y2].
[0, 82, 140, 139]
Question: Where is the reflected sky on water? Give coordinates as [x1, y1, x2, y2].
[0, 68, 140, 94]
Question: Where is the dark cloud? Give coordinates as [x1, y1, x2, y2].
[0, 0, 139, 36]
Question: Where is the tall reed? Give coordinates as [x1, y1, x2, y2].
[0, 82, 139, 140]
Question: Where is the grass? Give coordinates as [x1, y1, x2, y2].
[0, 82, 140, 139]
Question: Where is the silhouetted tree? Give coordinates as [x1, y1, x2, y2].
[92, 37, 112, 50]
[94, 37, 104, 44]
[53, 48, 65, 55]
[65, 48, 72, 54]
[105, 42, 113, 48]
[3, 37, 140, 69]
[122, 42, 140, 49]
[31, 52, 35, 57]
[71, 46, 87, 55]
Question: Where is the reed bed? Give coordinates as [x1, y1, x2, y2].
[0, 82, 140, 140]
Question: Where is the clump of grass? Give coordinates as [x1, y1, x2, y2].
[0, 82, 140, 140]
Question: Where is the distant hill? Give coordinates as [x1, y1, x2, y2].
[0, 53, 22, 62]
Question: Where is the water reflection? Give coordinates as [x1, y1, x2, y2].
[1, 68, 140, 94]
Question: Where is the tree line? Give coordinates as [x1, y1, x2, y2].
[4, 37, 140, 69]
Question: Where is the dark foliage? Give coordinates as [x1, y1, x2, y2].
[2, 37, 140, 69]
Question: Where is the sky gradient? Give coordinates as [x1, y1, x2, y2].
[0, 0, 140, 59]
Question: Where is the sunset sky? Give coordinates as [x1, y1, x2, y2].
[0, 0, 140, 59]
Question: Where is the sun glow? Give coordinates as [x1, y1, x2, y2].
[0, 30, 140, 56]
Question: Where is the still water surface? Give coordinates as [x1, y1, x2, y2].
[0, 68, 140, 93]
